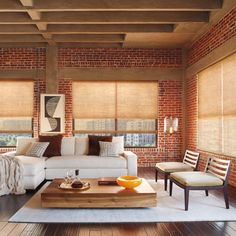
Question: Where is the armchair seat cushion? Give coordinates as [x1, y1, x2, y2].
[170, 171, 224, 187]
[156, 162, 193, 173]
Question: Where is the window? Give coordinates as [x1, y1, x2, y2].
[198, 52, 236, 156]
[73, 81, 158, 147]
[0, 81, 34, 146]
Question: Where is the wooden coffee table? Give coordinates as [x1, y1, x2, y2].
[41, 178, 157, 208]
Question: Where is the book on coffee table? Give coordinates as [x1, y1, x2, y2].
[97, 177, 118, 185]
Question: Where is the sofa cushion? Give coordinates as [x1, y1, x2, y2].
[15, 155, 46, 176]
[88, 135, 112, 156]
[61, 137, 75, 156]
[75, 136, 89, 155]
[39, 134, 63, 157]
[112, 136, 124, 154]
[16, 137, 38, 155]
[45, 155, 127, 169]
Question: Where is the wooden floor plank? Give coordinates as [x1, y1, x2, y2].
[0, 223, 17, 236]
[0, 168, 236, 236]
[161, 223, 183, 236]
[111, 224, 122, 236]
[8, 223, 27, 236]
[101, 223, 113, 236]
[20, 223, 49, 236]
[0, 222, 8, 231]
[174, 222, 194, 236]
[78, 224, 90, 236]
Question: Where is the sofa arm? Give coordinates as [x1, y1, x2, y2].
[123, 151, 138, 176]
[1, 151, 16, 157]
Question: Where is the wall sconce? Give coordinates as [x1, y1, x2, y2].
[164, 116, 178, 134]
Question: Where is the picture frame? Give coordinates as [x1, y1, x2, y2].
[40, 94, 65, 134]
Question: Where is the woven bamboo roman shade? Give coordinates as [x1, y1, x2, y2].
[0, 81, 34, 117]
[198, 63, 222, 153]
[73, 81, 116, 119]
[117, 82, 158, 119]
[222, 53, 236, 156]
[73, 81, 158, 120]
[198, 52, 236, 156]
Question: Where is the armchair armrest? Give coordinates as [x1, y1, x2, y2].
[123, 151, 138, 176]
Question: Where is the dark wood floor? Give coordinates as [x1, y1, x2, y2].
[0, 167, 236, 236]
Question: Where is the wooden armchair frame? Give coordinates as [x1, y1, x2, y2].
[169, 157, 231, 211]
[155, 150, 200, 190]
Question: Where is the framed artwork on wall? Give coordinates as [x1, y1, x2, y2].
[40, 94, 65, 134]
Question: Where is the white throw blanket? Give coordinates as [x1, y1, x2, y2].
[0, 155, 25, 196]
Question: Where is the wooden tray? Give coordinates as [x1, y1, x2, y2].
[59, 182, 90, 191]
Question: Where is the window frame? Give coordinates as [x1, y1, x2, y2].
[0, 118, 33, 147]
[73, 118, 158, 148]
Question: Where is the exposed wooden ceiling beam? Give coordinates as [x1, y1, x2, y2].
[0, 34, 46, 42]
[19, 0, 33, 7]
[27, 10, 41, 20]
[7, 0, 221, 11]
[0, 42, 46, 47]
[0, 24, 174, 34]
[0, 11, 209, 24]
[18, 0, 50, 43]
[36, 23, 47, 31]
[58, 42, 123, 48]
[0, 24, 39, 34]
[52, 34, 125, 43]
[47, 24, 174, 34]
[0, 0, 223, 12]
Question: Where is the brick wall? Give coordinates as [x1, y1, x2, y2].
[126, 80, 183, 167]
[0, 47, 183, 168]
[58, 48, 182, 68]
[58, 48, 183, 167]
[186, 7, 236, 186]
[188, 6, 236, 65]
[0, 48, 46, 69]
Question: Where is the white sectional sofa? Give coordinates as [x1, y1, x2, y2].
[4, 136, 138, 189]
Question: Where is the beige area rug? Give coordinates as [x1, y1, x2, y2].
[9, 180, 236, 223]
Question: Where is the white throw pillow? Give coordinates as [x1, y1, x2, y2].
[99, 141, 119, 157]
[112, 136, 124, 154]
[61, 137, 75, 156]
[26, 142, 49, 158]
[16, 137, 38, 155]
[75, 136, 89, 155]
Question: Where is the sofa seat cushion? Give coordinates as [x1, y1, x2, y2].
[170, 171, 224, 187]
[156, 162, 193, 173]
[45, 155, 127, 169]
[15, 155, 46, 176]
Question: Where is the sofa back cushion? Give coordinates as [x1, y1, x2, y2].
[88, 135, 112, 156]
[112, 136, 124, 154]
[75, 136, 89, 155]
[16, 137, 38, 155]
[61, 137, 75, 156]
[39, 134, 63, 157]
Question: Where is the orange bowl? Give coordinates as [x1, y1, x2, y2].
[116, 176, 142, 189]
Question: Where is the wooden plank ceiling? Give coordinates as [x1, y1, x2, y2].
[0, 0, 224, 48]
